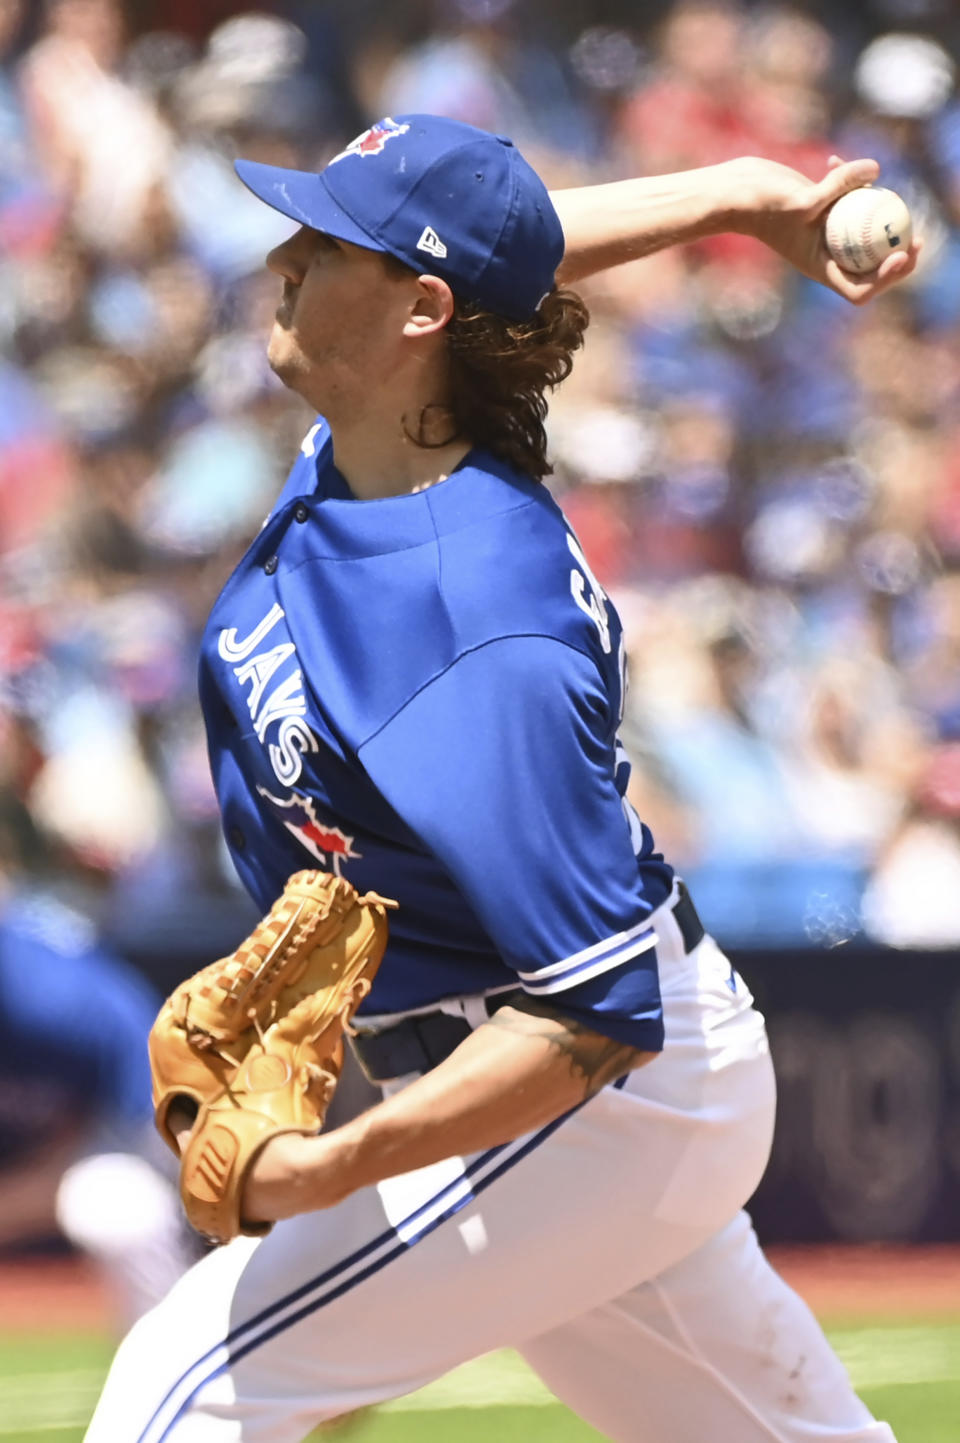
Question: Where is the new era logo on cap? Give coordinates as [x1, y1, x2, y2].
[417, 226, 447, 259]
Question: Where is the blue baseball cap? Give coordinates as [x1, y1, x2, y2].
[234, 114, 564, 321]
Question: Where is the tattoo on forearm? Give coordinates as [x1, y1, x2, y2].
[488, 1002, 647, 1100]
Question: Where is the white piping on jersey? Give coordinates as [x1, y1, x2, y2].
[518, 930, 658, 995]
[520, 883, 686, 998]
[646, 878, 681, 929]
[516, 917, 656, 983]
[621, 793, 650, 856]
[357, 893, 677, 1027]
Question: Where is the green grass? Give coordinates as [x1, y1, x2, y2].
[0, 1317, 956, 1442]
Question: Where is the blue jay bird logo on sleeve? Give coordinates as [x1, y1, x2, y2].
[257, 788, 361, 875]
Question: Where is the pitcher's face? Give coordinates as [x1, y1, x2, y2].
[264, 228, 422, 416]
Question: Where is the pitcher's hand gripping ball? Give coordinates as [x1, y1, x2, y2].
[824, 185, 913, 274]
[149, 870, 396, 1244]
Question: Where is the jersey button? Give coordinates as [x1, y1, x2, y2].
[294, 502, 309, 523]
[264, 555, 278, 575]
[227, 826, 246, 851]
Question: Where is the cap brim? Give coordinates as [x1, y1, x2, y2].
[234, 159, 385, 253]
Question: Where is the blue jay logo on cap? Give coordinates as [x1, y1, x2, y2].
[328, 118, 410, 166]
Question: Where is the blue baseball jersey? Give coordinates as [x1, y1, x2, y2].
[199, 421, 674, 1049]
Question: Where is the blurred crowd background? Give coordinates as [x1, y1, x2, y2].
[4, 0, 960, 978]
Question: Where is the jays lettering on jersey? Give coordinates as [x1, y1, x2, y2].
[199, 420, 674, 1048]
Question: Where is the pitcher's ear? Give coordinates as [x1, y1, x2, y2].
[403, 274, 456, 337]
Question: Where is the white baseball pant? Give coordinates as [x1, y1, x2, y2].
[84, 907, 896, 1443]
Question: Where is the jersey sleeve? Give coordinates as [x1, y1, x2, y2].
[358, 636, 664, 1050]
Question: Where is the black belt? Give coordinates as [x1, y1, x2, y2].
[351, 989, 520, 1085]
[351, 882, 704, 1085]
[672, 880, 704, 953]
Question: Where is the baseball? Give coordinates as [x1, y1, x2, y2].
[823, 186, 913, 274]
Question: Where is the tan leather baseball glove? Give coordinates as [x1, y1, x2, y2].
[149, 869, 396, 1244]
